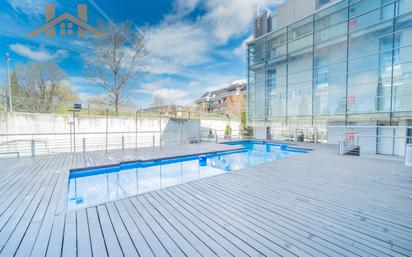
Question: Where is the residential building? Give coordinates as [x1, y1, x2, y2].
[195, 81, 246, 116]
[247, 0, 412, 154]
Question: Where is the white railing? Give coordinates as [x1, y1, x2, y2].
[330, 126, 412, 157]
[0, 129, 243, 158]
[269, 127, 328, 143]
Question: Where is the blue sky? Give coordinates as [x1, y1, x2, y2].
[0, 0, 280, 107]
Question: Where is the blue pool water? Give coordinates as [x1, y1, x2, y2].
[67, 141, 307, 210]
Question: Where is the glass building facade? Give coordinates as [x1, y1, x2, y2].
[247, 0, 412, 130]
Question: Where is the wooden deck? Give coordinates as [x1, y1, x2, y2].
[0, 142, 411, 257]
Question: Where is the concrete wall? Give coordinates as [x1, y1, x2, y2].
[277, 0, 315, 28]
[0, 112, 240, 156]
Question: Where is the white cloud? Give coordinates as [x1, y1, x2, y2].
[10, 44, 68, 62]
[164, 0, 200, 22]
[234, 35, 253, 58]
[144, 23, 211, 74]
[153, 88, 188, 101]
[144, 0, 283, 77]
[7, 0, 49, 19]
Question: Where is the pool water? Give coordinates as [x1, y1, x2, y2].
[67, 141, 306, 210]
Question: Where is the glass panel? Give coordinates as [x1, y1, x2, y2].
[315, 43, 347, 64]
[288, 16, 314, 41]
[397, 45, 412, 64]
[287, 82, 312, 116]
[316, 0, 348, 18]
[349, 4, 394, 32]
[254, 71, 266, 118]
[288, 70, 313, 84]
[315, 22, 347, 43]
[288, 52, 313, 73]
[396, 28, 412, 48]
[266, 69, 286, 117]
[349, 35, 393, 59]
[288, 35, 313, 53]
[399, 0, 412, 16]
[349, 19, 393, 44]
[349, 0, 381, 18]
[315, 7, 348, 32]
[395, 12, 412, 31]
[393, 78, 412, 111]
[348, 54, 380, 73]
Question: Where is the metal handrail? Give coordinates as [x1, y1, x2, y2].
[0, 129, 243, 158]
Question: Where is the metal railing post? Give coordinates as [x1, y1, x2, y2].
[31, 138, 35, 157]
[83, 138, 86, 153]
[121, 135, 125, 150]
[152, 132, 155, 148]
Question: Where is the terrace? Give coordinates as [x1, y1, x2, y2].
[0, 141, 411, 257]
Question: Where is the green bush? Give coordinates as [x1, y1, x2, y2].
[240, 111, 253, 136]
[224, 125, 232, 136]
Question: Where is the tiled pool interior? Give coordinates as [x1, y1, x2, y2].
[67, 141, 307, 210]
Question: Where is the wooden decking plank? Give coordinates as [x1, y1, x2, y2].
[30, 171, 68, 257]
[0, 166, 54, 253]
[169, 186, 304, 257]
[96, 205, 124, 257]
[195, 177, 370, 255]
[11, 172, 61, 257]
[76, 209, 92, 257]
[137, 195, 202, 257]
[150, 191, 232, 257]
[158, 190, 270, 257]
[208, 173, 408, 257]
[113, 200, 155, 257]
[188, 179, 365, 257]
[105, 202, 139, 257]
[216, 171, 412, 254]
[62, 211, 76, 257]
[45, 213, 65, 257]
[129, 197, 186, 257]
[120, 198, 170, 257]
[144, 193, 218, 257]
[86, 207, 108, 257]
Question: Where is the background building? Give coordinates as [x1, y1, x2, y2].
[196, 81, 246, 116]
[247, 0, 412, 153]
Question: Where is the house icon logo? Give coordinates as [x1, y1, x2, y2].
[28, 4, 102, 38]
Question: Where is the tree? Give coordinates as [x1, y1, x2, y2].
[10, 71, 20, 97]
[153, 96, 164, 108]
[16, 62, 76, 112]
[85, 21, 145, 115]
[240, 111, 253, 136]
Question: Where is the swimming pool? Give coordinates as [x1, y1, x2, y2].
[66, 141, 307, 210]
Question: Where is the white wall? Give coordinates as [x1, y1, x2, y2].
[0, 112, 240, 156]
[276, 0, 315, 28]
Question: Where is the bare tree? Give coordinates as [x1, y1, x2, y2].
[85, 21, 145, 115]
[16, 62, 71, 112]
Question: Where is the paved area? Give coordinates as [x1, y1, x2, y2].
[0, 142, 411, 257]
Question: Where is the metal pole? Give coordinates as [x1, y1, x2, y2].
[105, 109, 108, 152]
[31, 136, 35, 157]
[159, 112, 162, 148]
[69, 122, 73, 152]
[135, 110, 138, 150]
[73, 110, 76, 153]
[5, 53, 12, 112]
[122, 135, 125, 150]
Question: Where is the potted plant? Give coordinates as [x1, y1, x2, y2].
[224, 125, 232, 140]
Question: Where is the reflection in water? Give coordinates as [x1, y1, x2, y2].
[67, 142, 299, 210]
